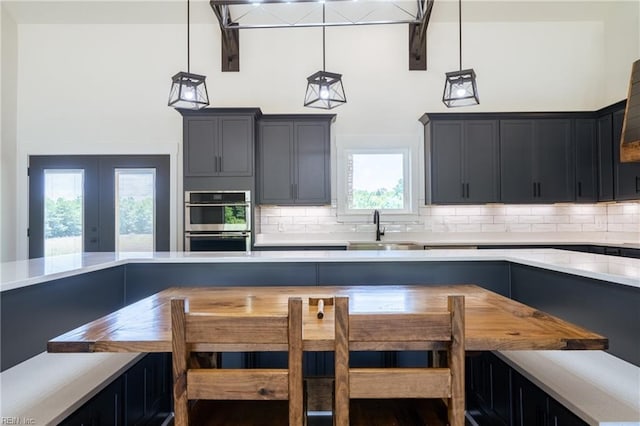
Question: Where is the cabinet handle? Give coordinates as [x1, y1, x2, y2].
[218, 156, 222, 173]
[636, 176, 640, 194]
[537, 182, 542, 198]
[533, 182, 537, 197]
[466, 183, 470, 198]
[294, 183, 298, 199]
[290, 184, 294, 199]
[578, 182, 582, 197]
[462, 183, 466, 198]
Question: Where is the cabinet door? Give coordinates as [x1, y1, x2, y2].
[294, 121, 330, 205]
[218, 116, 253, 177]
[548, 399, 587, 426]
[613, 110, 640, 200]
[259, 121, 294, 204]
[431, 121, 465, 203]
[534, 119, 574, 202]
[513, 373, 548, 426]
[501, 120, 535, 203]
[597, 115, 615, 201]
[465, 120, 500, 203]
[575, 119, 597, 201]
[184, 118, 217, 176]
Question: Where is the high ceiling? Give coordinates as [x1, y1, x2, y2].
[2, 1, 633, 25]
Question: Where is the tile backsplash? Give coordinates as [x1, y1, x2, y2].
[257, 202, 640, 235]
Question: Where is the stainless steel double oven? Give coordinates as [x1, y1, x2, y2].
[184, 190, 251, 252]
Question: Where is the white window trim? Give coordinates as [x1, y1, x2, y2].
[336, 145, 420, 222]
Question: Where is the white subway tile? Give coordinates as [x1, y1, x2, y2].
[356, 224, 376, 232]
[543, 215, 569, 224]
[505, 206, 531, 215]
[385, 225, 408, 233]
[419, 206, 431, 216]
[518, 215, 544, 224]
[431, 207, 457, 216]
[607, 214, 634, 224]
[531, 224, 557, 232]
[469, 215, 494, 224]
[530, 206, 556, 215]
[570, 215, 594, 224]
[493, 215, 519, 224]
[293, 216, 318, 225]
[260, 207, 281, 217]
[317, 216, 340, 225]
[594, 215, 607, 225]
[279, 224, 306, 233]
[406, 224, 428, 232]
[607, 223, 626, 232]
[582, 223, 607, 232]
[429, 216, 445, 224]
[482, 224, 507, 232]
[431, 224, 450, 232]
[455, 224, 482, 232]
[279, 207, 304, 217]
[575, 205, 607, 215]
[259, 225, 279, 233]
[268, 216, 293, 225]
[444, 216, 469, 224]
[455, 207, 483, 216]
[507, 224, 532, 232]
[305, 207, 333, 217]
[557, 224, 582, 232]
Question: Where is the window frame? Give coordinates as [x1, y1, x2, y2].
[337, 146, 418, 220]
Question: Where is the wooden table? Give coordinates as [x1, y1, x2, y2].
[47, 285, 607, 353]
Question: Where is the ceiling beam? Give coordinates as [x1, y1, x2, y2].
[210, 2, 240, 72]
[409, 0, 435, 71]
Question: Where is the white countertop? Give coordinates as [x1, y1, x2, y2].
[1, 248, 639, 292]
[255, 231, 640, 249]
[497, 350, 640, 426]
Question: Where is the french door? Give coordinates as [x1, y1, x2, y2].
[29, 155, 170, 258]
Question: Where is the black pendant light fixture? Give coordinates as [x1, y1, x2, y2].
[304, 4, 346, 110]
[442, 0, 479, 107]
[168, 0, 209, 110]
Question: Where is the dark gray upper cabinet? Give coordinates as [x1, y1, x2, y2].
[258, 115, 334, 205]
[574, 119, 597, 202]
[597, 114, 615, 201]
[613, 108, 640, 200]
[182, 109, 259, 178]
[500, 119, 574, 203]
[429, 119, 499, 204]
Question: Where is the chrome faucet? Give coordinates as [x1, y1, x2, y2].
[373, 210, 385, 241]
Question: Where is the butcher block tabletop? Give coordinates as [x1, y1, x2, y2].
[47, 285, 607, 353]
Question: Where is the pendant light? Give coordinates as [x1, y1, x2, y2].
[442, 0, 479, 107]
[168, 0, 209, 110]
[304, 4, 346, 110]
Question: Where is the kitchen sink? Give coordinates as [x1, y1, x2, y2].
[347, 242, 424, 250]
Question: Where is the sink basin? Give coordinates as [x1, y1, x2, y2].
[347, 242, 424, 250]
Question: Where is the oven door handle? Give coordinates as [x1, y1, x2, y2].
[185, 203, 250, 207]
[185, 233, 250, 238]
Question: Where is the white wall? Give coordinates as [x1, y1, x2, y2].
[1, 5, 18, 262]
[4, 1, 640, 259]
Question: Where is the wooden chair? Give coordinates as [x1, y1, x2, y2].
[171, 297, 304, 426]
[333, 295, 465, 426]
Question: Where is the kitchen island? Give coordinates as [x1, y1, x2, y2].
[1, 249, 638, 425]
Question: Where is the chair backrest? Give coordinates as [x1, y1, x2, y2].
[171, 297, 303, 426]
[333, 295, 465, 426]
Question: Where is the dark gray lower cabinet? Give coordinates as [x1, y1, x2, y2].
[60, 353, 171, 426]
[467, 352, 587, 426]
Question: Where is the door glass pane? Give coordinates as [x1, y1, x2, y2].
[44, 170, 84, 256]
[115, 168, 156, 252]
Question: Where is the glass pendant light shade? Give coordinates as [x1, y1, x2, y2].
[443, 0, 479, 108]
[304, 70, 346, 109]
[168, 71, 209, 109]
[442, 68, 479, 107]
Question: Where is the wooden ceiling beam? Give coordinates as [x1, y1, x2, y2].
[210, 2, 240, 72]
[409, 0, 435, 71]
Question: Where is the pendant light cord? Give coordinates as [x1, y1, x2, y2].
[322, 3, 326, 71]
[458, 0, 462, 71]
[187, 0, 191, 73]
